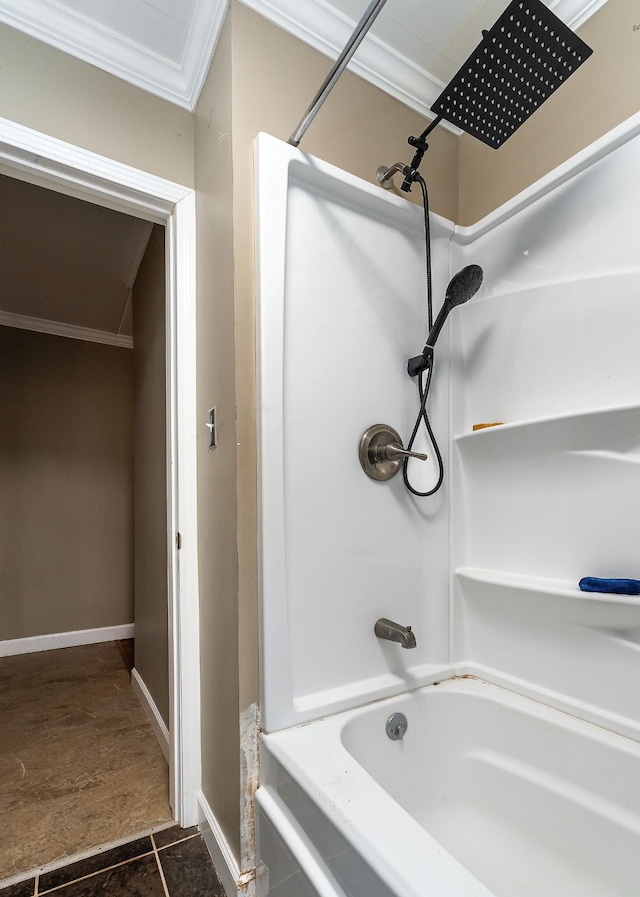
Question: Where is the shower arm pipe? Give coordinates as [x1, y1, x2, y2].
[287, 0, 389, 148]
[377, 115, 444, 191]
[400, 114, 443, 191]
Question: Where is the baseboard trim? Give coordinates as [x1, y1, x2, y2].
[0, 624, 134, 657]
[198, 791, 246, 897]
[131, 667, 171, 764]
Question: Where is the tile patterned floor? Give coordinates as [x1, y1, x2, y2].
[0, 643, 172, 880]
[0, 826, 225, 897]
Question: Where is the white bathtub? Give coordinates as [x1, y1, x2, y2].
[256, 677, 640, 897]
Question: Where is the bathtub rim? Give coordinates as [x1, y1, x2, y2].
[260, 674, 640, 897]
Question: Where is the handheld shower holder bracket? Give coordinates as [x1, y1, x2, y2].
[407, 345, 433, 378]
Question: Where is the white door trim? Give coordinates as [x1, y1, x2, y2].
[0, 116, 201, 826]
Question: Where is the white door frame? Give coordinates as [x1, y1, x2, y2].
[0, 116, 201, 826]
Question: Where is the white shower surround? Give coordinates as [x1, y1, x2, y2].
[255, 111, 640, 897]
[256, 139, 455, 733]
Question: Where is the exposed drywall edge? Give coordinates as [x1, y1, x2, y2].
[239, 703, 259, 894]
[453, 110, 640, 240]
[0, 311, 134, 348]
[198, 791, 242, 897]
[132, 667, 171, 764]
[0, 624, 135, 657]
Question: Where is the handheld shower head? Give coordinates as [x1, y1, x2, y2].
[444, 264, 484, 309]
[427, 264, 483, 347]
[408, 265, 483, 377]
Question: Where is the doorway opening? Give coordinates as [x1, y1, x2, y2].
[0, 118, 200, 884]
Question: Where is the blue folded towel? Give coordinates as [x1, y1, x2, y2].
[579, 577, 640, 595]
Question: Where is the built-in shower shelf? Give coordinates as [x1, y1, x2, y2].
[454, 401, 640, 452]
[457, 567, 640, 611]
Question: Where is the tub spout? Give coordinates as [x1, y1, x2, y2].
[374, 618, 417, 649]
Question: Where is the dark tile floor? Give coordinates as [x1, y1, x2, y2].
[0, 826, 225, 897]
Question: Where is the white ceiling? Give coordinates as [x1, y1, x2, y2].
[0, 0, 608, 114]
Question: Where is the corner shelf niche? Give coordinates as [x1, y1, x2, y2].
[454, 401, 640, 454]
[452, 403, 640, 734]
[457, 567, 640, 616]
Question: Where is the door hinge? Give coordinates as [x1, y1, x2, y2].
[175, 532, 182, 550]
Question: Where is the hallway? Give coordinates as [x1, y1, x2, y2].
[0, 642, 172, 886]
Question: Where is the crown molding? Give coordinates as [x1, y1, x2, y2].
[0, 0, 229, 111]
[0, 310, 133, 348]
[550, 0, 610, 29]
[0, 0, 606, 113]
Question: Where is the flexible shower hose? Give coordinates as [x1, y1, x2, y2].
[402, 172, 445, 497]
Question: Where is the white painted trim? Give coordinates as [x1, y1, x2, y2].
[549, 0, 610, 29]
[453, 110, 640, 242]
[198, 791, 243, 897]
[132, 667, 171, 764]
[0, 115, 201, 829]
[0, 624, 134, 658]
[0, 119, 189, 221]
[0, 310, 133, 348]
[181, 0, 231, 111]
[166, 191, 202, 828]
[0, 0, 229, 111]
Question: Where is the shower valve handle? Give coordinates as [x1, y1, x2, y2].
[359, 424, 427, 482]
[373, 443, 428, 463]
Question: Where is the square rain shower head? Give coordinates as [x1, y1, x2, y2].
[430, 0, 593, 148]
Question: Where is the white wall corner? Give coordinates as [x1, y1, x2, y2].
[131, 667, 171, 764]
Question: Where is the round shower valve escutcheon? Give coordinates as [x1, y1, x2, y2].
[359, 424, 428, 481]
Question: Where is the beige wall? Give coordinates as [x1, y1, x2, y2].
[0, 327, 134, 640]
[458, 0, 640, 224]
[133, 225, 169, 726]
[231, 3, 459, 222]
[0, 24, 194, 187]
[194, 9, 242, 857]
